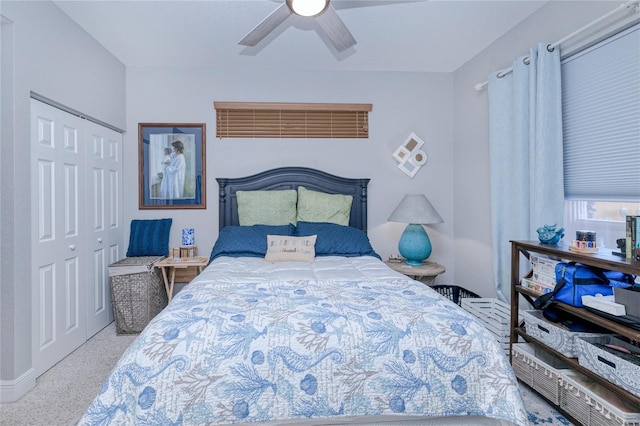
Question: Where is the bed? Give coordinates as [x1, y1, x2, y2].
[78, 167, 527, 426]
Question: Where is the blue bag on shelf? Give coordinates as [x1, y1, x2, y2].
[533, 262, 635, 309]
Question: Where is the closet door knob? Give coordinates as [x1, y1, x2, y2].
[69, 245, 76, 251]
[98, 238, 103, 244]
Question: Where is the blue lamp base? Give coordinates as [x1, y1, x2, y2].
[398, 223, 432, 266]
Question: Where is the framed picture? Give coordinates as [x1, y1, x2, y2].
[392, 132, 428, 178]
[138, 123, 206, 209]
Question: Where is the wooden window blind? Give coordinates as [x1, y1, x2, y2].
[214, 102, 372, 139]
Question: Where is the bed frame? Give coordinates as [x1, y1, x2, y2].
[216, 167, 370, 232]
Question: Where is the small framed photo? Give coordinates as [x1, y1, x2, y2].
[392, 132, 428, 178]
[138, 123, 206, 209]
[392, 145, 411, 164]
[397, 160, 419, 178]
[400, 133, 424, 156]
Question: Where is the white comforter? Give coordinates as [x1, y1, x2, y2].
[200, 255, 408, 283]
[79, 256, 527, 426]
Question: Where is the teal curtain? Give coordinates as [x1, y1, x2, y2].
[488, 42, 565, 302]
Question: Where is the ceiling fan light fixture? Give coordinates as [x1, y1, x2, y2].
[287, 0, 329, 17]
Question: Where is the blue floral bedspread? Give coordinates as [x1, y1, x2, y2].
[79, 278, 527, 425]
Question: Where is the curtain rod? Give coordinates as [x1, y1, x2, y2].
[474, 0, 640, 92]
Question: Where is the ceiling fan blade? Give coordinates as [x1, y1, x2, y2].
[315, 5, 356, 52]
[238, 3, 292, 47]
[332, 0, 425, 11]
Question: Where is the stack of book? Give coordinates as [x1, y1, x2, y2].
[626, 215, 640, 261]
[521, 255, 560, 295]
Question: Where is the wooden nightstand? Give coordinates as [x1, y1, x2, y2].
[154, 256, 209, 302]
[384, 260, 446, 285]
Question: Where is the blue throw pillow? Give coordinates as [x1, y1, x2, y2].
[126, 218, 173, 257]
[295, 221, 380, 259]
[209, 224, 295, 263]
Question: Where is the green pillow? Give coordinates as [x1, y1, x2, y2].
[296, 186, 353, 226]
[236, 190, 297, 226]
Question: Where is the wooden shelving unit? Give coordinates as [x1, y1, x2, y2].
[510, 240, 640, 409]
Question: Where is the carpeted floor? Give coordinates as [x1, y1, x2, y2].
[0, 323, 137, 426]
[0, 322, 571, 425]
[520, 385, 573, 425]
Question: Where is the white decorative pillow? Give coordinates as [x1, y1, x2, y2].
[296, 186, 353, 226]
[265, 235, 317, 262]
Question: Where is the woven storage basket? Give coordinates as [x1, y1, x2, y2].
[523, 310, 609, 358]
[512, 343, 566, 405]
[560, 371, 640, 426]
[576, 335, 640, 398]
[109, 256, 167, 335]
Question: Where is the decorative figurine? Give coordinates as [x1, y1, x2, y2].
[612, 238, 626, 257]
[536, 224, 565, 244]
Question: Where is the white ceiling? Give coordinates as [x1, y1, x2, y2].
[53, 0, 549, 73]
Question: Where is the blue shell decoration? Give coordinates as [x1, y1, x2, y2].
[389, 396, 406, 413]
[300, 374, 318, 395]
[402, 350, 416, 364]
[536, 224, 565, 244]
[138, 386, 156, 409]
[233, 401, 249, 419]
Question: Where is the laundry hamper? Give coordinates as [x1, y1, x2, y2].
[109, 256, 168, 335]
[431, 285, 480, 306]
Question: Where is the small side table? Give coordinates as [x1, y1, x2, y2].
[384, 260, 446, 286]
[155, 256, 209, 302]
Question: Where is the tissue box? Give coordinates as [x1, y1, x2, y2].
[532, 271, 556, 287]
[530, 255, 561, 276]
[521, 277, 553, 295]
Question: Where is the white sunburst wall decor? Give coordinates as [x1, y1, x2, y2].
[392, 133, 428, 178]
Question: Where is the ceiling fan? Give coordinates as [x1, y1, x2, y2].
[238, 0, 356, 53]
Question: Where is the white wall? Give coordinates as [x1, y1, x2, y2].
[125, 68, 455, 276]
[0, 0, 125, 399]
[452, 1, 620, 297]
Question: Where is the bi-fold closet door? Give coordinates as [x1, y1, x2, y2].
[30, 98, 123, 376]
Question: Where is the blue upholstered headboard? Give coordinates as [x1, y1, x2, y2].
[216, 167, 370, 232]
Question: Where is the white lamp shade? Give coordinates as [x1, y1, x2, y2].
[388, 194, 444, 225]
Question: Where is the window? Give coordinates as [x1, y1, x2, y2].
[564, 200, 640, 250]
[214, 102, 372, 139]
[561, 23, 640, 250]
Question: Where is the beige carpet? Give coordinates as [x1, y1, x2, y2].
[0, 323, 136, 426]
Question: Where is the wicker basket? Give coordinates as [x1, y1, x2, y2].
[431, 285, 480, 306]
[109, 256, 168, 335]
[512, 343, 566, 405]
[560, 371, 640, 426]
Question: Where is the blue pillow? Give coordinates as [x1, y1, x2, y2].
[295, 221, 380, 259]
[126, 218, 172, 257]
[209, 224, 295, 263]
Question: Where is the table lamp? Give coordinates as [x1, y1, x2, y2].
[388, 194, 444, 265]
